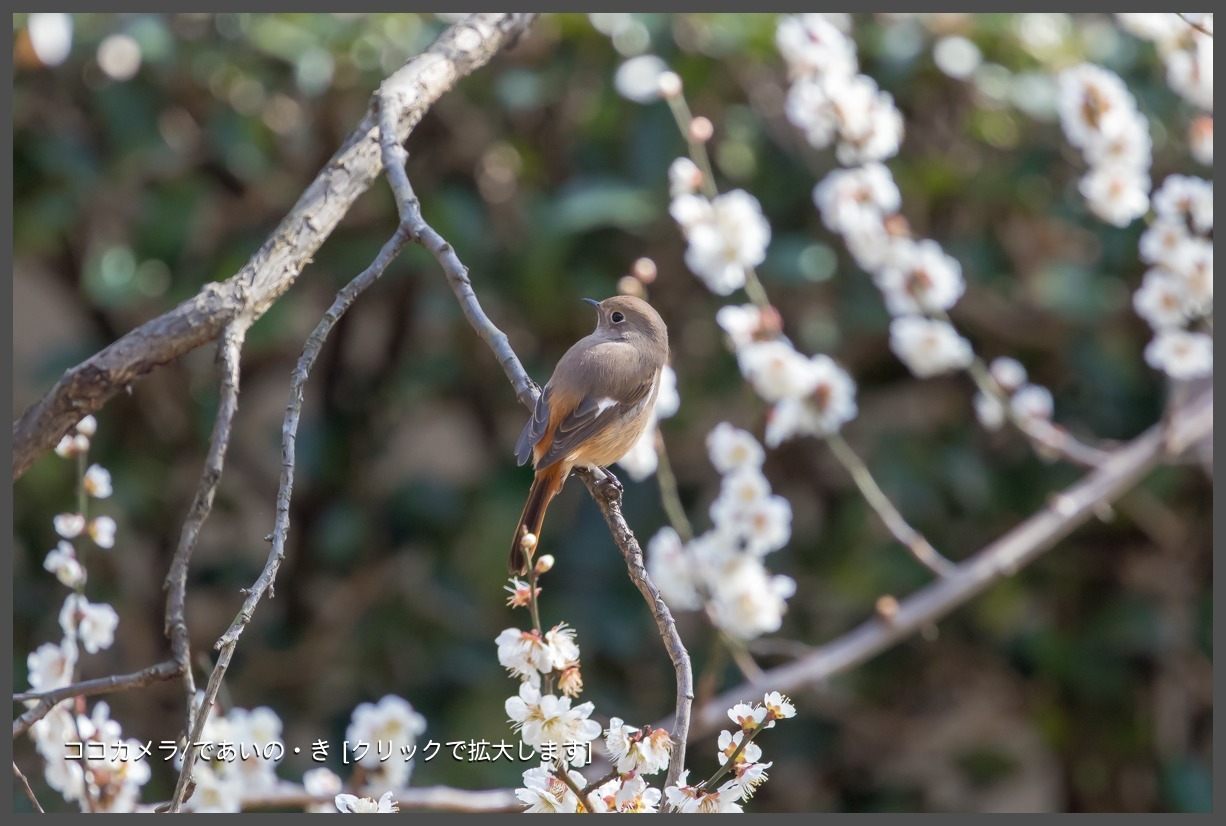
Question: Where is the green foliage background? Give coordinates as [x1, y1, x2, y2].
[12, 13, 1212, 812]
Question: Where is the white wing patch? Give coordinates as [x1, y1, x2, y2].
[594, 397, 618, 415]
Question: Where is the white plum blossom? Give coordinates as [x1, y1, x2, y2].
[1189, 116, 1212, 165]
[989, 357, 1028, 393]
[1145, 329, 1213, 379]
[765, 355, 858, 446]
[495, 624, 578, 684]
[664, 770, 745, 813]
[1138, 219, 1190, 268]
[669, 157, 702, 197]
[1010, 384, 1055, 423]
[889, 316, 974, 378]
[647, 527, 703, 610]
[303, 767, 343, 813]
[1078, 165, 1151, 227]
[1152, 174, 1213, 233]
[516, 764, 587, 813]
[88, 515, 117, 549]
[345, 695, 427, 787]
[505, 682, 602, 765]
[1133, 268, 1191, 329]
[763, 691, 797, 721]
[974, 392, 1007, 431]
[812, 163, 900, 237]
[26, 639, 77, 693]
[707, 423, 766, 474]
[83, 464, 112, 498]
[707, 555, 797, 640]
[718, 729, 764, 766]
[53, 512, 86, 539]
[604, 717, 673, 775]
[873, 238, 966, 315]
[737, 339, 820, 402]
[775, 14, 858, 80]
[75, 415, 98, 437]
[614, 54, 668, 103]
[183, 765, 243, 813]
[44, 540, 87, 589]
[59, 594, 119, 654]
[335, 791, 400, 813]
[671, 190, 771, 295]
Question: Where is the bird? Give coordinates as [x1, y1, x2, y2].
[510, 295, 670, 575]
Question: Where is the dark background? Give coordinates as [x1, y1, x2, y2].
[12, 13, 1212, 812]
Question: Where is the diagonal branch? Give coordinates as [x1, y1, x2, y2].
[12, 12, 537, 481]
[679, 387, 1211, 738]
[162, 318, 249, 745]
[13, 660, 182, 739]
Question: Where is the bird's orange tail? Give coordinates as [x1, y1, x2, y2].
[509, 464, 566, 575]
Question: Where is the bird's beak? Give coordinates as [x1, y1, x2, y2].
[581, 297, 600, 308]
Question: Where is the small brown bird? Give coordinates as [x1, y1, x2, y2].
[510, 295, 670, 575]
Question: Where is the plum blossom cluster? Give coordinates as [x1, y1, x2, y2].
[812, 164, 974, 380]
[1135, 175, 1213, 380]
[973, 357, 1056, 433]
[1056, 63, 1152, 227]
[648, 424, 797, 640]
[25, 416, 143, 812]
[177, 694, 425, 813]
[670, 176, 771, 296]
[1115, 14, 1213, 113]
[777, 14, 904, 165]
[498, 578, 602, 773]
[717, 305, 858, 447]
[616, 364, 681, 481]
[662, 692, 796, 813]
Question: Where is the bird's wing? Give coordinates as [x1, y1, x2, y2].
[533, 376, 656, 471]
[515, 384, 553, 466]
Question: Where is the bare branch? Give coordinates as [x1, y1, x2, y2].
[14, 762, 45, 813]
[162, 319, 249, 744]
[680, 388, 1211, 738]
[11, 13, 537, 481]
[13, 660, 182, 739]
[578, 470, 695, 795]
[1176, 12, 1213, 38]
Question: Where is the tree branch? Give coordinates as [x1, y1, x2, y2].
[13, 660, 183, 739]
[161, 319, 249, 745]
[680, 387, 1211, 738]
[11, 12, 537, 481]
[13, 762, 45, 813]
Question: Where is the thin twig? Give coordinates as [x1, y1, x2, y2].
[553, 762, 592, 813]
[825, 431, 957, 578]
[13, 660, 182, 739]
[166, 227, 413, 812]
[678, 388, 1211, 738]
[162, 319, 249, 752]
[654, 430, 694, 542]
[1176, 12, 1213, 37]
[14, 761, 45, 813]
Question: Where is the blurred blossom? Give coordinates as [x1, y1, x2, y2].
[1189, 116, 1212, 165]
[1009, 71, 1059, 121]
[1115, 13, 1185, 43]
[183, 765, 243, 813]
[1015, 13, 1072, 58]
[707, 423, 765, 474]
[716, 304, 768, 350]
[1078, 166, 1150, 227]
[27, 13, 73, 67]
[89, 515, 117, 549]
[708, 555, 796, 640]
[303, 767, 343, 813]
[1133, 268, 1191, 329]
[614, 54, 668, 102]
[54, 513, 86, 539]
[346, 695, 426, 789]
[647, 527, 702, 610]
[671, 190, 770, 295]
[812, 163, 900, 237]
[764, 355, 857, 446]
[775, 14, 858, 80]
[59, 594, 119, 654]
[974, 392, 1007, 431]
[84, 464, 113, 499]
[1151, 174, 1213, 233]
[1115, 13, 1213, 111]
[736, 339, 819, 402]
[44, 541, 87, 589]
[97, 33, 142, 81]
[616, 364, 678, 481]
[933, 35, 981, 79]
[889, 316, 974, 378]
[1010, 384, 1055, 423]
[873, 238, 966, 316]
[295, 47, 334, 96]
[668, 157, 702, 197]
[26, 639, 77, 693]
[989, 357, 1028, 392]
[1145, 329, 1213, 379]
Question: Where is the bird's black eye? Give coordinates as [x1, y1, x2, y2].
[611, 311, 625, 323]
